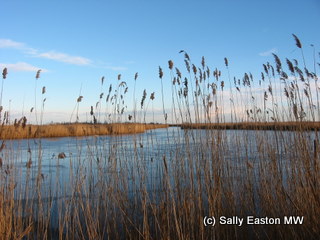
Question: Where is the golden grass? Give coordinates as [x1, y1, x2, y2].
[0, 123, 168, 139]
[180, 121, 320, 130]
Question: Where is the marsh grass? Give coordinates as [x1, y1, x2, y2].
[0, 123, 168, 140]
[0, 34, 319, 239]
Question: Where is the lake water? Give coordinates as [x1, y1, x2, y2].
[1, 126, 318, 232]
[4, 126, 317, 194]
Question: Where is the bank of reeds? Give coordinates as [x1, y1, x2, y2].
[180, 121, 320, 130]
[0, 34, 319, 239]
[0, 123, 168, 140]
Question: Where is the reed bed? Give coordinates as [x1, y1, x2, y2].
[180, 121, 320, 130]
[0, 123, 168, 140]
[0, 34, 319, 239]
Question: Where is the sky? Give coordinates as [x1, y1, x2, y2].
[0, 0, 319, 123]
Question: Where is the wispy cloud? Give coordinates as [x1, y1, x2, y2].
[0, 38, 126, 69]
[0, 62, 48, 72]
[37, 51, 91, 65]
[0, 39, 37, 54]
[0, 39, 25, 49]
[0, 38, 91, 66]
[259, 48, 277, 57]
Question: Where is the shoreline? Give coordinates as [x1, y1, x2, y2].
[1, 121, 319, 140]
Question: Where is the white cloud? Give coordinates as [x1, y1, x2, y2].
[36, 51, 91, 65]
[0, 38, 125, 68]
[0, 39, 25, 49]
[259, 48, 277, 57]
[0, 62, 48, 72]
[0, 38, 91, 66]
[0, 39, 37, 54]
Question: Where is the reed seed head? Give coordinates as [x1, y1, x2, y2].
[270, 65, 275, 77]
[175, 67, 181, 79]
[192, 64, 197, 75]
[22, 116, 27, 128]
[201, 56, 205, 69]
[141, 89, 147, 108]
[263, 64, 268, 75]
[281, 71, 288, 80]
[150, 92, 155, 100]
[286, 58, 295, 74]
[159, 66, 163, 79]
[168, 60, 174, 70]
[206, 66, 210, 79]
[292, 34, 302, 48]
[184, 60, 190, 73]
[184, 53, 190, 61]
[224, 57, 228, 67]
[2, 68, 8, 79]
[77, 96, 83, 102]
[90, 106, 94, 116]
[268, 85, 272, 95]
[58, 152, 66, 159]
[221, 81, 225, 90]
[36, 69, 41, 79]
[272, 53, 282, 74]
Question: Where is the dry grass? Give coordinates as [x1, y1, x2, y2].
[180, 121, 320, 130]
[0, 123, 168, 139]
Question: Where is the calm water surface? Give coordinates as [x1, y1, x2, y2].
[1, 126, 317, 224]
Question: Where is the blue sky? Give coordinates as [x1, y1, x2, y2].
[1, 0, 319, 123]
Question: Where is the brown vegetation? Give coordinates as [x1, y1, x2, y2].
[0, 123, 168, 139]
[180, 121, 320, 130]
